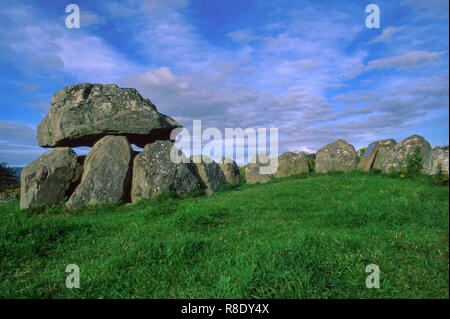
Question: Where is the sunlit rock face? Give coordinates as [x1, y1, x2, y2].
[37, 83, 181, 148]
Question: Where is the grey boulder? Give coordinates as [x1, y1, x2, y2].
[381, 135, 431, 173]
[218, 158, 241, 184]
[273, 152, 309, 178]
[245, 153, 273, 184]
[66, 136, 133, 208]
[423, 149, 449, 174]
[372, 139, 397, 170]
[20, 147, 79, 209]
[37, 83, 181, 148]
[315, 139, 357, 173]
[190, 155, 226, 194]
[131, 140, 201, 203]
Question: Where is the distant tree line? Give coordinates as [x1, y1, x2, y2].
[0, 163, 19, 192]
[434, 145, 449, 151]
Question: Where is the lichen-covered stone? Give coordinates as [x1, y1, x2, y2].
[273, 152, 309, 178]
[315, 139, 357, 173]
[37, 83, 181, 148]
[423, 149, 449, 174]
[218, 158, 241, 184]
[131, 140, 201, 203]
[20, 147, 79, 209]
[66, 136, 133, 208]
[191, 155, 226, 194]
[245, 153, 272, 184]
[372, 139, 397, 170]
[381, 135, 431, 173]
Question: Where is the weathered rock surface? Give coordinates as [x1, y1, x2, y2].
[131, 140, 201, 203]
[191, 155, 226, 194]
[66, 136, 133, 208]
[245, 153, 272, 184]
[20, 147, 79, 209]
[273, 152, 309, 178]
[423, 149, 449, 174]
[315, 140, 357, 173]
[218, 158, 241, 184]
[37, 83, 181, 148]
[372, 139, 397, 170]
[381, 135, 431, 173]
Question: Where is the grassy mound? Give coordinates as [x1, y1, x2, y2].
[0, 171, 448, 298]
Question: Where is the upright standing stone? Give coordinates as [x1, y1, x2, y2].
[20, 147, 79, 209]
[190, 155, 226, 194]
[315, 139, 357, 173]
[423, 149, 449, 174]
[218, 158, 241, 184]
[245, 153, 273, 184]
[273, 152, 309, 178]
[66, 136, 133, 208]
[37, 83, 181, 148]
[381, 135, 431, 173]
[372, 139, 397, 170]
[131, 140, 201, 203]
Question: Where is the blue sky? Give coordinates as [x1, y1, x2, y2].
[0, 0, 448, 166]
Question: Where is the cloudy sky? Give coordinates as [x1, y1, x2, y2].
[0, 0, 448, 166]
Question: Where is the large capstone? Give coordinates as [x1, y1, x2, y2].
[381, 135, 431, 173]
[273, 152, 309, 178]
[190, 155, 226, 194]
[37, 83, 181, 148]
[423, 149, 449, 175]
[20, 147, 79, 209]
[372, 139, 397, 170]
[131, 140, 201, 203]
[315, 139, 357, 173]
[66, 136, 133, 208]
[218, 158, 241, 184]
[245, 153, 273, 184]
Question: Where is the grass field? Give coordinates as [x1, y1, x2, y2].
[0, 171, 448, 298]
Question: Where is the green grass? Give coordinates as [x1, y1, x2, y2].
[0, 171, 448, 298]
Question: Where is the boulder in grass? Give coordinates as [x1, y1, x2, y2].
[273, 152, 309, 178]
[245, 153, 273, 184]
[190, 155, 227, 194]
[20, 147, 79, 209]
[131, 140, 201, 203]
[315, 139, 357, 173]
[381, 135, 431, 174]
[66, 136, 133, 208]
[218, 158, 241, 184]
[423, 149, 449, 175]
[372, 139, 397, 170]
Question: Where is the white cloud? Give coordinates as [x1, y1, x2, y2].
[366, 50, 445, 70]
[23, 101, 49, 111]
[0, 121, 37, 144]
[80, 10, 105, 27]
[288, 146, 316, 154]
[227, 30, 261, 43]
[0, 121, 44, 166]
[0, 4, 139, 83]
[369, 26, 405, 44]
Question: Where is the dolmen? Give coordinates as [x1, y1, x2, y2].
[20, 83, 226, 209]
